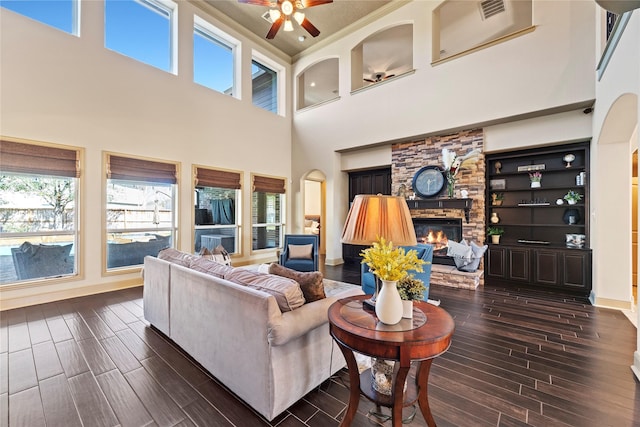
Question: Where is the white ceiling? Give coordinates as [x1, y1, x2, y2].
[201, 0, 394, 57]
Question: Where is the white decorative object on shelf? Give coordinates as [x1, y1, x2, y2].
[491, 212, 500, 224]
[564, 153, 576, 168]
[376, 280, 403, 325]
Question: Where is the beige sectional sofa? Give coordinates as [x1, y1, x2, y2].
[142, 252, 363, 421]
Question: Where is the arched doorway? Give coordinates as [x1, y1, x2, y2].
[594, 93, 638, 310]
[302, 170, 326, 256]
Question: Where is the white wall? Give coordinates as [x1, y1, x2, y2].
[290, 0, 597, 264]
[0, 1, 292, 308]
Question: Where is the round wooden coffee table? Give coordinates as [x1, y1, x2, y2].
[328, 295, 455, 427]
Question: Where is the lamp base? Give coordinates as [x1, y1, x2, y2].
[363, 298, 376, 310]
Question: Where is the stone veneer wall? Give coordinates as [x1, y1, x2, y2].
[392, 129, 486, 286]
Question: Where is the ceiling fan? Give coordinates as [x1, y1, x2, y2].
[238, 0, 333, 40]
[364, 72, 396, 83]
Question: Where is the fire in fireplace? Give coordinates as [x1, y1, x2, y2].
[412, 218, 463, 266]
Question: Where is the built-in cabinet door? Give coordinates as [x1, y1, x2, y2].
[534, 250, 561, 286]
[486, 247, 507, 279]
[563, 252, 591, 289]
[508, 248, 530, 282]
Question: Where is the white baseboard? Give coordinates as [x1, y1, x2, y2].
[0, 279, 143, 311]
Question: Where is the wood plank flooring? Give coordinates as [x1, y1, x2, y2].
[1, 262, 639, 426]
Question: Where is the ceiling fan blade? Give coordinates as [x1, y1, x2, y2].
[300, 18, 320, 37]
[385, 74, 396, 79]
[266, 17, 284, 39]
[302, 0, 333, 7]
[363, 78, 376, 83]
[238, 0, 274, 6]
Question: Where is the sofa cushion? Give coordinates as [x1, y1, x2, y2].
[268, 263, 326, 303]
[288, 244, 313, 260]
[224, 268, 305, 312]
[189, 257, 234, 278]
[158, 248, 198, 267]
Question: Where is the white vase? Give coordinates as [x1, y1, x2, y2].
[567, 199, 576, 205]
[402, 300, 413, 319]
[375, 280, 403, 325]
[531, 181, 541, 188]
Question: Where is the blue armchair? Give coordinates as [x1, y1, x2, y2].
[361, 243, 434, 301]
[280, 234, 319, 272]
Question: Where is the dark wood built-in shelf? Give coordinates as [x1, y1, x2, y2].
[485, 141, 591, 295]
[406, 198, 473, 223]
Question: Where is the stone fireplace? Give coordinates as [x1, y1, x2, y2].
[392, 129, 486, 289]
[413, 218, 462, 266]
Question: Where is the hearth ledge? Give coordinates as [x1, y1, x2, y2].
[430, 264, 483, 290]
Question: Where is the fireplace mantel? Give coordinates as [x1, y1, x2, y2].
[406, 198, 474, 223]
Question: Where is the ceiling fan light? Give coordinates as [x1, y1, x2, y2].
[281, 0, 294, 15]
[283, 19, 294, 31]
[268, 9, 281, 22]
[293, 11, 305, 25]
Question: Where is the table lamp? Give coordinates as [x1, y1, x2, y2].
[340, 194, 418, 307]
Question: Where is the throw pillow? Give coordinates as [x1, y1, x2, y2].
[224, 268, 305, 312]
[268, 263, 326, 303]
[288, 244, 313, 260]
[446, 240, 473, 262]
[189, 257, 233, 278]
[158, 248, 198, 267]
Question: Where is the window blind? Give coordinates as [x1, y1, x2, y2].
[253, 175, 285, 194]
[0, 140, 79, 178]
[107, 155, 177, 184]
[195, 168, 241, 189]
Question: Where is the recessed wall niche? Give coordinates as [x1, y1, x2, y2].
[350, 23, 413, 92]
[296, 58, 339, 110]
[433, 0, 533, 62]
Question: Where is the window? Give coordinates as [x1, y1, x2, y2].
[193, 16, 238, 97]
[194, 167, 241, 255]
[252, 175, 285, 251]
[0, 139, 80, 284]
[252, 52, 283, 114]
[105, 154, 178, 270]
[105, 0, 176, 73]
[1, 0, 78, 35]
[433, 0, 533, 62]
[297, 58, 339, 110]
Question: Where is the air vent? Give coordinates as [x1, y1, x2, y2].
[480, 0, 505, 20]
[261, 11, 274, 23]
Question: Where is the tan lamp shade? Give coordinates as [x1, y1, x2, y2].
[341, 194, 417, 246]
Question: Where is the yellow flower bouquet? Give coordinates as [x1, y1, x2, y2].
[360, 237, 426, 282]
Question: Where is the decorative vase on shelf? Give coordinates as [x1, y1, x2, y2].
[375, 280, 403, 325]
[402, 300, 413, 319]
[490, 212, 500, 224]
[530, 181, 541, 188]
[446, 178, 456, 198]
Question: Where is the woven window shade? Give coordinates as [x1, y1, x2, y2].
[253, 175, 285, 194]
[195, 168, 241, 189]
[0, 140, 79, 178]
[107, 155, 177, 184]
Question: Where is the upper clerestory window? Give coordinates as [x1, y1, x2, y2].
[1, 0, 79, 35]
[193, 16, 239, 98]
[105, 0, 177, 73]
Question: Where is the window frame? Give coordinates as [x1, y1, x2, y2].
[251, 174, 286, 253]
[104, 0, 178, 74]
[251, 50, 285, 116]
[193, 165, 243, 256]
[193, 15, 241, 99]
[0, 0, 80, 36]
[0, 137, 83, 287]
[103, 152, 180, 274]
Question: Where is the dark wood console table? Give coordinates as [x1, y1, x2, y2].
[328, 295, 455, 427]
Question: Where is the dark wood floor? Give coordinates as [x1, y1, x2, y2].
[2, 262, 639, 427]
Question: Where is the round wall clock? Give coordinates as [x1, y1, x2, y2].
[412, 165, 445, 198]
